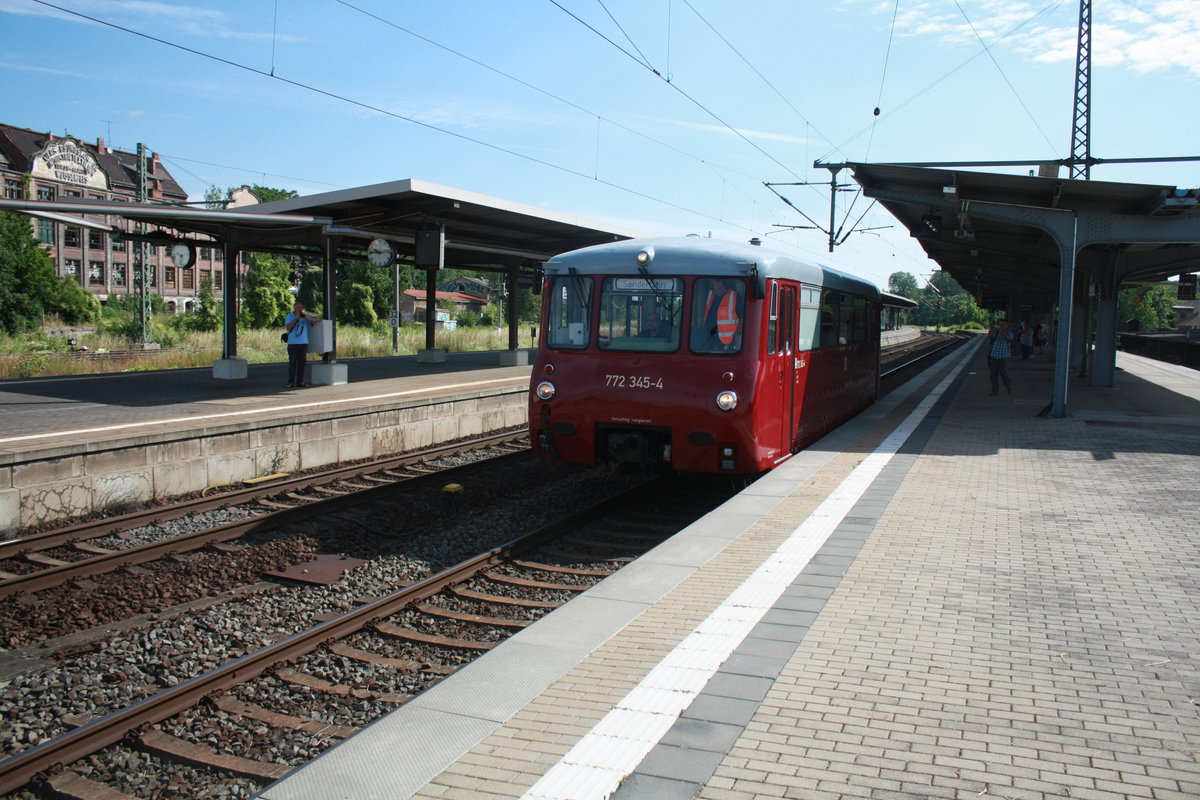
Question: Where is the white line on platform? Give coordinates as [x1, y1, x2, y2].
[0, 377, 524, 445]
[520, 344, 977, 800]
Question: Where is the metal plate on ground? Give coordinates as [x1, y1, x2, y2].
[264, 554, 366, 585]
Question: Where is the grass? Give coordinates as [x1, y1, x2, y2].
[0, 318, 534, 379]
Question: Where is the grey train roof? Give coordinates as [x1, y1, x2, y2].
[543, 236, 879, 298]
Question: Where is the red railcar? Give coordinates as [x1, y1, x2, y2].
[529, 236, 880, 474]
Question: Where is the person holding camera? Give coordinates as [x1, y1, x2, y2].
[284, 301, 320, 388]
[987, 318, 1014, 395]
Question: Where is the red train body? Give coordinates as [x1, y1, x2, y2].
[529, 236, 881, 474]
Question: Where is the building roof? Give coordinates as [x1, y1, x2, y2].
[0, 122, 187, 200]
[403, 288, 484, 304]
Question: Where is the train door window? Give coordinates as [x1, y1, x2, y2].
[597, 276, 682, 352]
[798, 286, 820, 351]
[546, 275, 593, 349]
[691, 277, 746, 354]
[766, 282, 778, 355]
[780, 285, 796, 355]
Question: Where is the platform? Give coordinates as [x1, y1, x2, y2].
[0, 352, 534, 532]
[259, 344, 1200, 800]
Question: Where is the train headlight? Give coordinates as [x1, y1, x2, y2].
[535, 381, 557, 401]
[715, 390, 738, 411]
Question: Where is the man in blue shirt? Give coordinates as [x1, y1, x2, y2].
[284, 301, 321, 388]
[987, 318, 1014, 395]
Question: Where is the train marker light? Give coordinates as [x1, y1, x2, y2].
[543, 363, 555, 375]
[715, 390, 738, 411]
[536, 381, 557, 401]
[636, 250, 651, 265]
[721, 371, 734, 383]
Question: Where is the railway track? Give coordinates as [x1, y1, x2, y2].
[0, 430, 530, 598]
[0, 473, 736, 798]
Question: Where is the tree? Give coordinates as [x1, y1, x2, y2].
[44, 274, 100, 325]
[0, 211, 99, 332]
[240, 253, 293, 327]
[190, 277, 222, 332]
[0, 212, 57, 333]
[339, 283, 377, 327]
[887, 271, 920, 298]
[1119, 285, 1176, 332]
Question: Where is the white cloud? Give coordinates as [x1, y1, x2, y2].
[852, 0, 1200, 78]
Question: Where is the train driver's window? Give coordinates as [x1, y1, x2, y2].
[691, 277, 745, 354]
[597, 276, 682, 352]
[546, 275, 592, 349]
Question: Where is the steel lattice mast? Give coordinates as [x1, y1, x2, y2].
[1070, 0, 1092, 180]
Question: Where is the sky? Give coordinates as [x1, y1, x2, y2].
[2, 0, 1198, 288]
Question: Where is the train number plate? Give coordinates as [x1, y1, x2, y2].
[605, 374, 664, 389]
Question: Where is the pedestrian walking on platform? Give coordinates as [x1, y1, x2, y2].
[1034, 319, 1048, 356]
[284, 301, 320, 388]
[987, 319, 1014, 395]
[1018, 321, 1034, 360]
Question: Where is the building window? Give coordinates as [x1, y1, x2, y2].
[64, 189, 81, 198]
[214, 248, 223, 262]
[89, 230, 104, 249]
[89, 261, 105, 286]
[199, 247, 211, 262]
[165, 266, 176, 289]
[4, 179, 22, 199]
[37, 219, 55, 244]
[214, 270, 222, 290]
[37, 184, 55, 201]
[112, 262, 127, 287]
[111, 236, 125, 253]
[146, 266, 157, 288]
[199, 270, 210, 287]
[64, 227, 81, 248]
[181, 268, 194, 290]
[64, 259, 80, 281]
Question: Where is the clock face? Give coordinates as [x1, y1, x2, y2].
[170, 244, 193, 268]
[367, 238, 395, 267]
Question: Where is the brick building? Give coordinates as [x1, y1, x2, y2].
[0, 122, 227, 312]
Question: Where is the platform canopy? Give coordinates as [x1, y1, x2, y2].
[840, 162, 1200, 308]
[245, 178, 641, 267]
[835, 161, 1200, 416]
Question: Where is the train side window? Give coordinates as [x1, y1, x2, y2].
[820, 291, 842, 347]
[691, 277, 745, 354]
[546, 275, 592, 349]
[597, 276, 683, 352]
[851, 296, 870, 343]
[798, 286, 819, 351]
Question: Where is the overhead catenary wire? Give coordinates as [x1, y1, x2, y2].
[28, 0, 758, 234]
[333, 0, 775, 213]
[546, 0, 809, 183]
[817, 0, 1068, 162]
[864, 0, 902, 162]
[952, 0, 1058, 153]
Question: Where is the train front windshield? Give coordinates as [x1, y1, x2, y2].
[597, 277, 683, 353]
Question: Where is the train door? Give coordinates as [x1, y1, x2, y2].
[765, 281, 798, 458]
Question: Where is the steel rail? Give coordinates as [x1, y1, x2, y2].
[880, 333, 965, 379]
[0, 431, 527, 560]
[0, 444, 531, 599]
[0, 476, 663, 796]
